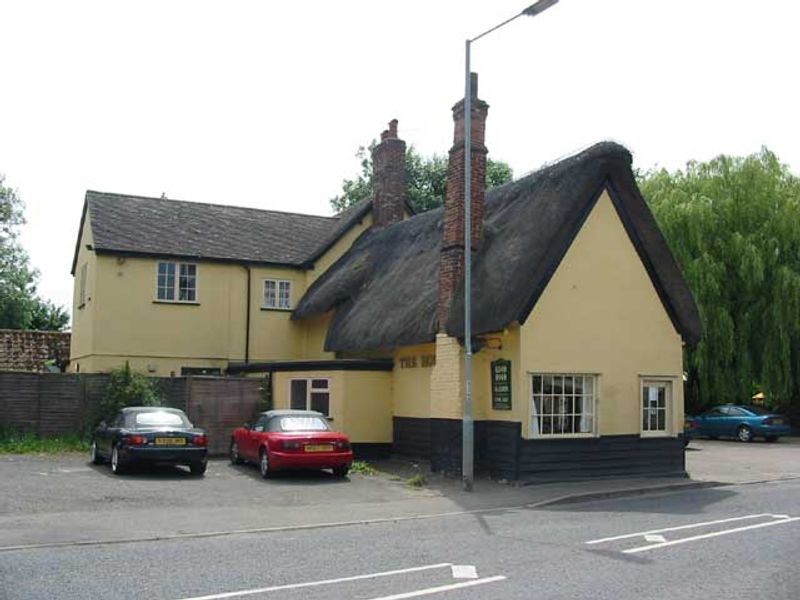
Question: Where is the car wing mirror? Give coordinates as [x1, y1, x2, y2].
[243, 422, 251, 430]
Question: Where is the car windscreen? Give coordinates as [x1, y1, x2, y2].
[132, 411, 191, 428]
[742, 405, 772, 416]
[278, 416, 329, 432]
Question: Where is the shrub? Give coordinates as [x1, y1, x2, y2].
[90, 362, 161, 429]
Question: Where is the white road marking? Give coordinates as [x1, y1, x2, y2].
[450, 565, 478, 579]
[174, 563, 452, 600]
[364, 576, 507, 600]
[644, 534, 666, 543]
[623, 516, 800, 554]
[585, 513, 774, 544]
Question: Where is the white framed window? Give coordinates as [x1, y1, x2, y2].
[641, 379, 672, 436]
[531, 374, 596, 437]
[156, 261, 197, 302]
[263, 279, 292, 309]
[289, 378, 330, 416]
[78, 263, 87, 307]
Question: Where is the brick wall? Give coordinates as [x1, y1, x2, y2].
[0, 329, 71, 372]
[372, 119, 407, 228]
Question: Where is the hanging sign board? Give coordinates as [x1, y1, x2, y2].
[491, 359, 512, 410]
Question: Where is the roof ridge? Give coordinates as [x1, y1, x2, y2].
[85, 190, 338, 222]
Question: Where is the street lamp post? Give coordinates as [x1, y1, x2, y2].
[462, 0, 559, 492]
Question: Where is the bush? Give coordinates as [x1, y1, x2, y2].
[0, 427, 90, 454]
[90, 362, 161, 429]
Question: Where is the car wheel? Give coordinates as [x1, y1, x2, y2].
[737, 425, 754, 443]
[190, 461, 207, 476]
[333, 465, 349, 478]
[90, 441, 104, 465]
[230, 440, 243, 465]
[765, 435, 779, 443]
[111, 445, 126, 475]
[259, 447, 271, 479]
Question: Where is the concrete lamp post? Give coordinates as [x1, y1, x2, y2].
[462, 0, 559, 492]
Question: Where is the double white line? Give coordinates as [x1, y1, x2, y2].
[586, 513, 800, 554]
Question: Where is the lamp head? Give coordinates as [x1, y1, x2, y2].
[523, 0, 558, 17]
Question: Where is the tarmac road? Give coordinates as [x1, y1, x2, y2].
[3, 478, 799, 599]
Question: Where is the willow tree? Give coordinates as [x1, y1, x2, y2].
[640, 149, 800, 413]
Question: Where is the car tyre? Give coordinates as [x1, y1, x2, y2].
[230, 440, 243, 465]
[259, 447, 272, 479]
[90, 441, 104, 465]
[111, 445, 127, 475]
[333, 465, 349, 478]
[765, 435, 779, 443]
[190, 461, 207, 476]
[737, 425, 754, 443]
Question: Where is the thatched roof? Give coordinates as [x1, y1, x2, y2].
[293, 142, 703, 351]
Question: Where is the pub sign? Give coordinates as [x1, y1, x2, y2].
[491, 359, 512, 410]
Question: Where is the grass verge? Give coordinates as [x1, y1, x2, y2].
[350, 460, 377, 476]
[0, 429, 90, 454]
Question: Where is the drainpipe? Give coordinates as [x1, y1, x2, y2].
[243, 264, 251, 363]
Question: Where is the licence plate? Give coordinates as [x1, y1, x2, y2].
[305, 444, 333, 453]
[155, 437, 186, 446]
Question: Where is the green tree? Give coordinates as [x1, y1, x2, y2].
[0, 174, 69, 330]
[640, 148, 800, 414]
[330, 145, 514, 214]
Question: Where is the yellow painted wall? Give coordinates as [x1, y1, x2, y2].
[247, 266, 308, 361]
[392, 343, 435, 418]
[69, 213, 98, 370]
[272, 370, 392, 443]
[517, 189, 684, 438]
[472, 328, 524, 424]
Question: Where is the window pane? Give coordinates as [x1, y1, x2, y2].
[579, 415, 593, 433]
[543, 376, 552, 395]
[574, 376, 583, 394]
[657, 409, 666, 431]
[179, 263, 196, 301]
[311, 379, 328, 389]
[543, 396, 553, 415]
[533, 376, 542, 394]
[264, 280, 276, 307]
[564, 376, 573, 395]
[553, 376, 563, 395]
[584, 377, 594, 395]
[310, 392, 329, 416]
[290, 380, 307, 410]
[278, 280, 291, 308]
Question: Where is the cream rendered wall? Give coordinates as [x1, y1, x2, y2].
[518, 189, 684, 439]
[392, 343, 435, 418]
[69, 213, 98, 371]
[248, 266, 308, 361]
[88, 256, 249, 375]
[272, 370, 392, 443]
[472, 328, 524, 424]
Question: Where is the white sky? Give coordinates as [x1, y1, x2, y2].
[1, 0, 798, 319]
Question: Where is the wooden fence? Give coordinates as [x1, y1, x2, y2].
[0, 372, 262, 455]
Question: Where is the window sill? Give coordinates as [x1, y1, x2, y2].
[260, 307, 293, 312]
[152, 300, 201, 306]
[640, 431, 672, 438]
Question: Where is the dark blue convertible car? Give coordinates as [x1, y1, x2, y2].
[686, 404, 791, 443]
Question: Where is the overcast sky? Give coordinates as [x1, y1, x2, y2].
[2, 0, 798, 320]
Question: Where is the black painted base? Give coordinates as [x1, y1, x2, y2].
[351, 443, 392, 460]
[392, 417, 686, 481]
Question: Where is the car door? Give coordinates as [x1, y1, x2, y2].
[699, 407, 728, 437]
[725, 407, 751, 435]
[104, 411, 125, 454]
[244, 416, 268, 460]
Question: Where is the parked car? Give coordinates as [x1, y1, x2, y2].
[691, 404, 791, 442]
[91, 406, 208, 475]
[230, 410, 353, 478]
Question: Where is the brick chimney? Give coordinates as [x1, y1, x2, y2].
[371, 119, 406, 228]
[437, 73, 489, 331]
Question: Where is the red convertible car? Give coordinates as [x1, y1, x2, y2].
[230, 410, 353, 478]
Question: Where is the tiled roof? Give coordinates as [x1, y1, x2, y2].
[82, 191, 340, 267]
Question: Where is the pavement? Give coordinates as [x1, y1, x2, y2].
[3, 436, 800, 553]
